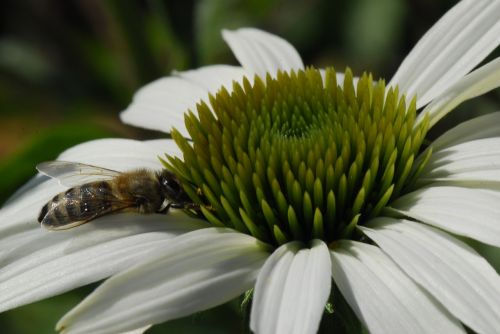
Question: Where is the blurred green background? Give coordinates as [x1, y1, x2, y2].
[0, 0, 499, 333]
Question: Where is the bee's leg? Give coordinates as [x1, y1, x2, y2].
[165, 202, 208, 220]
[158, 202, 172, 214]
[169, 202, 187, 209]
[189, 204, 210, 220]
[184, 203, 200, 210]
[174, 202, 206, 219]
[160, 202, 197, 213]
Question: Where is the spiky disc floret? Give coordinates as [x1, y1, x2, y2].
[165, 68, 429, 246]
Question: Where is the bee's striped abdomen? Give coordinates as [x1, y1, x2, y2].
[37, 192, 72, 227]
[38, 201, 50, 223]
[77, 182, 113, 216]
[38, 181, 114, 229]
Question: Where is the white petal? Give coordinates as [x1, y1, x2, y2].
[390, 186, 500, 247]
[222, 28, 304, 78]
[0, 177, 63, 232]
[389, 0, 500, 108]
[0, 138, 173, 231]
[58, 138, 174, 170]
[173, 65, 250, 94]
[330, 240, 463, 334]
[57, 228, 270, 334]
[427, 112, 500, 151]
[120, 65, 247, 136]
[419, 138, 500, 185]
[0, 213, 205, 313]
[144, 139, 183, 158]
[120, 325, 151, 334]
[361, 218, 500, 334]
[426, 137, 500, 172]
[4, 174, 48, 207]
[417, 57, 500, 128]
[250, 240, 331, 334]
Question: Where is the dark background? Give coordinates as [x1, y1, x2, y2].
[0, 0, 499, 333]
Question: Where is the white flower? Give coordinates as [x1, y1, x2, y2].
[2, 1, 500, 333]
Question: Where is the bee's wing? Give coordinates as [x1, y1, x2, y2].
[37, 161, 122, 187]
[40, 191, 136, 230]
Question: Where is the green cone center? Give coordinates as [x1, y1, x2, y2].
[166, 68, 429, 246]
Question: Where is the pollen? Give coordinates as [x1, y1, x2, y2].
[164, 68, 430, 246]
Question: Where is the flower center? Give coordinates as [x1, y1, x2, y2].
[166, 68, 429, 246]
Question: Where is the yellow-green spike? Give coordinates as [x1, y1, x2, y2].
[163, 67, 431, 246]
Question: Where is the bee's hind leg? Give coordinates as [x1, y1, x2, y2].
[159, 202, 196, 213]
[179, 202, 205, 219]
[160, 201, 206, 220]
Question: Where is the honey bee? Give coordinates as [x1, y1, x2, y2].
[36, 161, 199, 230]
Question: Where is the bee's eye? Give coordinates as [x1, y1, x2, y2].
[162, 177, 180, 197]
[167, 182, 179, 193]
